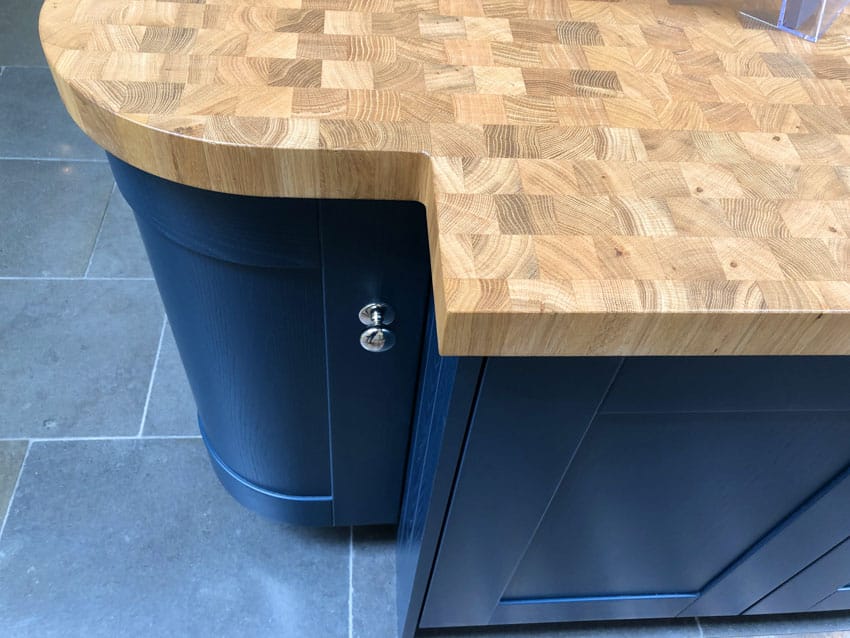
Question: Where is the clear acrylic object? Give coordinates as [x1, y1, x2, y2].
[739, 0, 849, 41]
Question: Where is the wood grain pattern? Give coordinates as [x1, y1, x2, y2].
[39, 0, 850, 355]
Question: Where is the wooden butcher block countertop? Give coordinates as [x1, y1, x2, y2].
[40, 0, 850, 355]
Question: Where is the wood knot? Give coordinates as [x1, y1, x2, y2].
[729, 261, 738, 268]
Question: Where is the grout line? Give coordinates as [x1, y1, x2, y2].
[349, 526, 354, 638]
[84, 182, 115, 278]
[137, 315, 168, 438]
[695, 617, 704, 638]
[0, 435, 201, 443]
[0, 441, 32, 544]
[0, 276, 154, 281]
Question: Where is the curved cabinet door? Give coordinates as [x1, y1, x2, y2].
[110, 154, 430, 526]
[420, 356, 850, 628]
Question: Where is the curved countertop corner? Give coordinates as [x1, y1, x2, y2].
[39, 0, 850, 355]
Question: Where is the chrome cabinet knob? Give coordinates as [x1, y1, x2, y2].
[359, 303, 395, 353]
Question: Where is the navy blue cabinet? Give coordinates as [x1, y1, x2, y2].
[418, 356, 850, 629]
[109, 155, 431, 526]
[747, 533, 850, 615]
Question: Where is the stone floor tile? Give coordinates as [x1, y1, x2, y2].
[143, 324, 198, 436]
[0, 160, 113, 276]
[0, 438, 350, 637]
[0, 67, 103, 160]
[353, 525, 397, 638]
[699, 612, 850, 637]
[0, 440, 27, 527]
[0, 280, 163, 437]
[0, 0, 46, 65]
[86, 186, 154, 279]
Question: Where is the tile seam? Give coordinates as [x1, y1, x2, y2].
[0, 435, 201, 443]
[84, 181, 116, 279]
[0, 276, 155, 281]
[0, 440, 32, 544]
[138, 315, 168, 438]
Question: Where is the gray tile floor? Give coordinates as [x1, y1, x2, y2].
[2, 7, 850, 638]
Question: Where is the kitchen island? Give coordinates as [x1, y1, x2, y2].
[39, 0, 850, 634]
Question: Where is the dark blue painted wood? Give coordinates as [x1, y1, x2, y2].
[748, 536, 850, 614]
[491, 594, 697, 625]
[200, 418, 333, 525]
[396, 307, 484, 638]
[109, 155, 429, 526]
[505, 411, 850, 601]
[684, 462, 850, 616]
[419, 357, 623, 628]
[418, 356, 850, 630]
[812, 580, 850, 612]
[110, 156, 332, 510]
[318, 199, 431, 525]
[601, 357, 850, 414]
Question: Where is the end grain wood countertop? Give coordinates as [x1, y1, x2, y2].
[39, 0, 850, 355]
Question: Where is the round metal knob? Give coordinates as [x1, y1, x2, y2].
[359, 303, 395, 353]
[360, 326, 396, 353]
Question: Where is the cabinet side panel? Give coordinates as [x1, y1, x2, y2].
[320, 199, 431, 526]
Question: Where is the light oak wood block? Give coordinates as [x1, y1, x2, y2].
[39, 0, 850, 355]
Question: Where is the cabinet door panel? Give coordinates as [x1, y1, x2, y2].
[421, 356, 850, 629]
[681, 457, 850, 616]
[602, 357, 850, 414]
[748, 537, 850, 615]
[811, 588, 850, 612]
[419, 357, 623, 628]
[123, 171, 333, 500]
[505, 411, 850, 602]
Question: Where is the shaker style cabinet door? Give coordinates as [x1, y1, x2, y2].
[421, 356, 850, 628]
